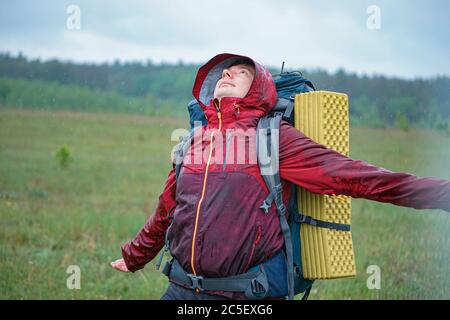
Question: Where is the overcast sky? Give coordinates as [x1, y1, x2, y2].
[0, 0, 449, 78]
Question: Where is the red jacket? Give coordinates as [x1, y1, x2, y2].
[122, 53, 450, 296]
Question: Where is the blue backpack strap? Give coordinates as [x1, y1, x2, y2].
[287, 183, 312, 296]
[174, 126, 201, 182]
[187, 99, 208, 128]
[155, 206, 176, 270]
[257, 112, 295, 300]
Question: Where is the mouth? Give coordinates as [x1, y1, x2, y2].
[219, 82, 234, 88]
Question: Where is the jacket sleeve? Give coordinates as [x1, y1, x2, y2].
[121, 166, 177, 272]
[278, 121, 450, 212]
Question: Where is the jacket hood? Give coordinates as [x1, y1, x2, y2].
[192, 53, 278, 126]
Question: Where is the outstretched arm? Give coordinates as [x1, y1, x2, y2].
[279, 121, 450, 212]
[120, 166, 177, 272]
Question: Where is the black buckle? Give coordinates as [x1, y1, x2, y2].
[297, 213, 307, 223]
[162, 259, 173, 277]
[273, 184, 283, 193]
[186, 273, 204, 292]
[274, 111, 283, 118]
[277, 204, 287, 217]
[251, 279, 266, 296]
[294, 265, 301, 277]
[296, 213, 318, 226]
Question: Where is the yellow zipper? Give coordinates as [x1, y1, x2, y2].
[190, 103, 222, 279]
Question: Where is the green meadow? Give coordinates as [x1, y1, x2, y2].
[0, 107, 449, 300]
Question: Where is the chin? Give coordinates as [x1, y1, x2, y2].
[215, 89, 238, 100]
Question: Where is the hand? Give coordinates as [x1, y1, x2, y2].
[110, 258, 130, 272]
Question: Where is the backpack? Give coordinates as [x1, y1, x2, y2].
[158, 72, 350, 300]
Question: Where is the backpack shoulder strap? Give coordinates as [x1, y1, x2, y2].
[257, 112, 295, 300]
[272, 98, 295, 123]
[174, 126, 201, 181]
[256, 113, 281, 204]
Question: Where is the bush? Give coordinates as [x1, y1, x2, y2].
[55, 144, 72, 169]
[396, 114, 409, 132]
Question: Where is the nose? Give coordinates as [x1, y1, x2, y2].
[222, 68, 232, 79]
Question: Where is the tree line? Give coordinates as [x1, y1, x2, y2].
[0, 52, 449, 131]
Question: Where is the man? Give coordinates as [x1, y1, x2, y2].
[111, 53, 450, 300]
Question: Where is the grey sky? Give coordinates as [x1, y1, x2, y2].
[0, 0, 449, 78]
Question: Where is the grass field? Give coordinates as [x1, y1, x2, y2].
[0, 107, 449, 300]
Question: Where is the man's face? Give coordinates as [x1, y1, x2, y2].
[213, 64, 255, 101]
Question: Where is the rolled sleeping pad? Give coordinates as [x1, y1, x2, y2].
[294, 91, 356, 279]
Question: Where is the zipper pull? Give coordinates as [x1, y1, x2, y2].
[234, 103, 240, 120]
[214, 99, 221, 112]
[215, 103, 221, 116]
[214, 99, 222, 123]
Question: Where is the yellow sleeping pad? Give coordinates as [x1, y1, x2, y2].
[294, 91, 356, 279]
